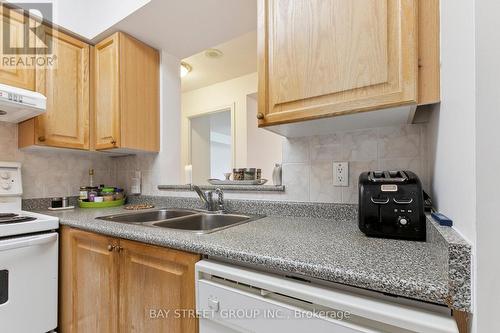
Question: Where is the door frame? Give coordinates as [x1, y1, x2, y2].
[187, 103, 236, 178]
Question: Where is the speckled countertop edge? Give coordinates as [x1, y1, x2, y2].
[25, 195, 472, 312]
[426, 214, 472, 311]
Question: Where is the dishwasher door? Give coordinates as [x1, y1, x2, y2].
[196, 260, 459, 333]
[198, 278, 378, 333]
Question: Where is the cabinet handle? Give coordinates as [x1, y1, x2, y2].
[110, 138, 117, 145]
[107, 244, 115, 252]
[38, 136, 46, 142]
[256, 112, 265, 120]
[117, 246, 123, 252]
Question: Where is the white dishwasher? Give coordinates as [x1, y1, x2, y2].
[195, 260, 459, 333]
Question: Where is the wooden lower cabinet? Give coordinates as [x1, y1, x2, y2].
[60, 227, 200, 333]
[60, 227, 119, 333]
[119, 239, 199, 333]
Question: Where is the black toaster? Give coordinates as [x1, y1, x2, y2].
[358, 170, 426, 241]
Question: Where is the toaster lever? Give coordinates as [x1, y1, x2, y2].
[393, 198, 413, 205]
[371, 197, 390, 204]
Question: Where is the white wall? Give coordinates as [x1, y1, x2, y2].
[428, 0, 477, 245]
[181, 72, 258, 181]
[190, 115, 211, 184]
[5, 0, 150, 39]
[474, 0, 500, 331]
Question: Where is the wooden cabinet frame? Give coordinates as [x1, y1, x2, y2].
[257, 0, 440, 129]
[60, 227, 199, 333]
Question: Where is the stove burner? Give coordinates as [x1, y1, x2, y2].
[0, 213, 36, 224]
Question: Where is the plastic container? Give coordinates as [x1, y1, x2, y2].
[101, 187, 115, 193]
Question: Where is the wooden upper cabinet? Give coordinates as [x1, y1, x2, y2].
[94, 32, 160, 152]
[119, 239, 199, 333]
[0, 6, 35, 91]
[257, 0, 429, 128]
[17, 25, 90, 150]
[31, 28, 90, 149]
[94, 33, 120, 150]
[60, 227, 120, 333]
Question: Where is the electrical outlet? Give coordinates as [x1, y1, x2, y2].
[333, 162, 349, 187]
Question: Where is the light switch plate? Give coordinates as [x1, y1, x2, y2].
[333, 162, 349, 187]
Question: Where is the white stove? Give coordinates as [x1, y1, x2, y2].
[0, 161, 59, 333]
[0, 211, 59, 238]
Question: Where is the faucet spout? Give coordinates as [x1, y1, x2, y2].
[192, 185, 209, 208]
[192, 185, 225, 212]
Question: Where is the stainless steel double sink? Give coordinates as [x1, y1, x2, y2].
[97, 209, 263, 234]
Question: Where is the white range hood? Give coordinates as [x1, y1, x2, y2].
[0, 83, 46, 123]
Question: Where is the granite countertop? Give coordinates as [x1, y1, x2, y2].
[37, 197, 471, 312]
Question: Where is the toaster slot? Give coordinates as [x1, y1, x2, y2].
[393, 197, 413, 205]
[370, 196, 389, 204]
[368, 170, 408, 183]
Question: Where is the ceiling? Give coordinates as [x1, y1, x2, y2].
[93, 0, 257, 59]
[181, 31, 257, 92]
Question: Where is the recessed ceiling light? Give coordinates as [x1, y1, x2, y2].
[205, 48, 223, 59]
[180, 62, 192, 78]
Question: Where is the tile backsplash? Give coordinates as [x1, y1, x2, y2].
[1, 121, 428, 204]
[0, 123, 115, 199]
[279, 124, 429, 204]
[115, 124, 429, 205]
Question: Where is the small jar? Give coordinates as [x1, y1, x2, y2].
[256, 169, 262, 180]
[233, 168, 244, 181]
[102, 192, 114, 202]
[51, 197, 63, 208]
[114, 188, 125, 200]
[87, 187, 99, 202]
[244, 168, 256, 180]
[79, 187, 88, 200]
[101, 187, 115, 201]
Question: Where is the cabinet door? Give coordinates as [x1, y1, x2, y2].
[94, 33, 120, 150]
[119, 239, 199, 333]
[35, 28, 90, 149]
[119, 33, 160, 152]
[258, 0, 418, 126]
[60, 227, 119, 333]
[0, 6, 35, 90]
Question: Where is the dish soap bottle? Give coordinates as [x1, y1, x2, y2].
[272, 163, 282, 186]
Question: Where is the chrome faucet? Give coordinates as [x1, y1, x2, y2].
[192, 185, 225, 212]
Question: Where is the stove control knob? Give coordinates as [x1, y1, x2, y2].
[0, 171, 10, 180]
[398, 217, 409, 226]
[1, 182, 11, 190]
